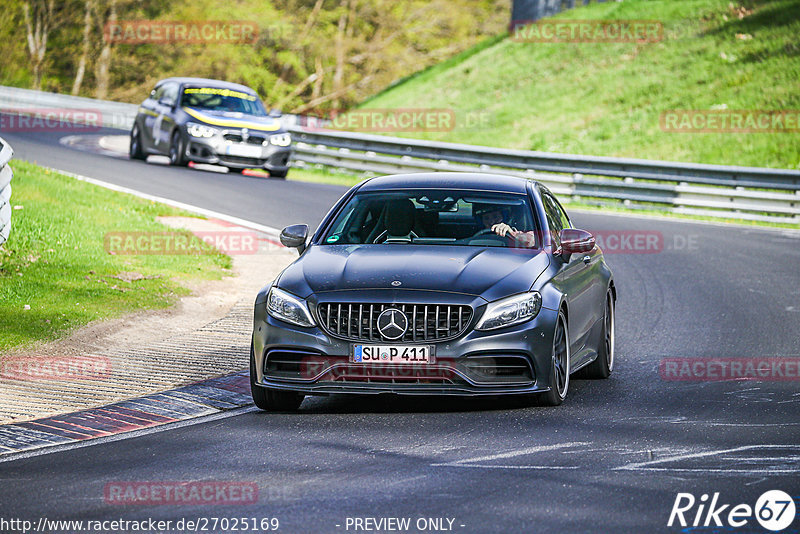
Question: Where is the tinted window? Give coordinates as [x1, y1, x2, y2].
[541, 192, 564, 245]
[160, 82, 178, 105]
[322, 189, 540, 249]
[181, 86, 268, 116]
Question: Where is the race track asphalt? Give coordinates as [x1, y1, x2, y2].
[1, 122, 798, 534]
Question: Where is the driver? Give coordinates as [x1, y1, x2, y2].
[475, 205, 536, 247]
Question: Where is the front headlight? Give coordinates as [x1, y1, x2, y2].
[267, 287, 315, 327]
[186, 122, 218, 138]
[267, 133, 291, 147]
[475, 292, 542, 331]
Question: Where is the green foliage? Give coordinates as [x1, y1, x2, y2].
[0, 0, 507, 111]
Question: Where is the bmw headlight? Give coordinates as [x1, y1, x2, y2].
[186, 122, 218, 138]
[267, 287, 315, 327]
[268, 133, 291, 147]
[475, 292, 542, 331]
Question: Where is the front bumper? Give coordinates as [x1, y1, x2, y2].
[185, 133, 292, 173]
[252, 293, 560, 397]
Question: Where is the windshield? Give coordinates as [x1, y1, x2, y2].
[322, 189, 539, 248]
[181, 86, 267, 116]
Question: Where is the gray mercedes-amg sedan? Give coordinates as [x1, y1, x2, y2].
[252, 172, 615, 410]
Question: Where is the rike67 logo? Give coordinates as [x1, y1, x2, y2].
[669, 490, 796, 531]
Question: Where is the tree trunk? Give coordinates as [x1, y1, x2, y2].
[331, 0, 349, 110]
[71, 0, 93, 95]
[22, 0, 55, 90]
[94, 0, 116, 100]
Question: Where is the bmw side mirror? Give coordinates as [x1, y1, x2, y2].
[559, 228, 596, 259]
[280, 224, 309, 253]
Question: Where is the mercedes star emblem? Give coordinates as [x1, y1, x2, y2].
[376, 308, 408, 340]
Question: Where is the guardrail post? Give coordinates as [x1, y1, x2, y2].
[0, 137, 14, 247]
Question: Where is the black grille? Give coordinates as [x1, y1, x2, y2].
[219, 155, 265, 165]
[317, 303, 472, 342]
[223, 133, 266, 145]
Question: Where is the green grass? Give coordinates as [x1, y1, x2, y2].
[0, 161, 232, 351]
[356, 0, 800, 170]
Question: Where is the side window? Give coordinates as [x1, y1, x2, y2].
[160, 83, 178, 106]
[150, 85, 163, 101]
[541, 193, 563, 246]
[552, 196, 572, 230]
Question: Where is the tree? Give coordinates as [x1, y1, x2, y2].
[21, 0, 56, 90]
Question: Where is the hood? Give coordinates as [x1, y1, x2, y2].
[278, 245, 550, 302]
[182, 107, 282, 132]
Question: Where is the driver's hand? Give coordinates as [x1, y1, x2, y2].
[492, 223, 516, 237]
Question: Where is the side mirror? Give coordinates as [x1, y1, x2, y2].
[559, 228, 596, 256]
[269, 108, 282, 118]
[280, 224, 309, 253]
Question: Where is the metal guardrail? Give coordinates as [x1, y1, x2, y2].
[1, 85, 798, 224]
[0, 136, 14, 246]
[288, 129, 800, 224]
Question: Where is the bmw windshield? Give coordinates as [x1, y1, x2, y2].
[322, 189, 540, 248]
[181, 86, 268, 116]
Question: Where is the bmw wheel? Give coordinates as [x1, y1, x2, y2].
[168, 130, 187, 166]
[129, 124, 146, 160]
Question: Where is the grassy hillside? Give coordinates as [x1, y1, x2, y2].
[360, 0, 800, 169]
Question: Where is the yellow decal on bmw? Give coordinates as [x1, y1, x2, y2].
[183, 87, 257, 101]
[182, 107, 280, 131]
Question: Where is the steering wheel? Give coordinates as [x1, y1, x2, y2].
[469, 228, 509, 245]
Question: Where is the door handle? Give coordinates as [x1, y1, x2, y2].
[582, 255, 591, 264]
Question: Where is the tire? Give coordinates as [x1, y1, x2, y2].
[250, 342, 304, 411]
[538, 310, 570, 406]
[578, 290, 615, 379]
[269, 169, 288, 179]
[129, 124, 146, 160]
[168, 130, 187, 166]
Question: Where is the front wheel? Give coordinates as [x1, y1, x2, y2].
[269, 169, 288, 179]
[538, 310, 570, 406]
[129, 124, 146, 160]
[168, 130, 187, 166]
[250, 343, 304, 411]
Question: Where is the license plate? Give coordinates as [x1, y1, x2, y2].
[352, 344, 434, 364]
[224, 144, 263, 158]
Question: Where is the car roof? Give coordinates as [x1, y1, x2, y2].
[358, 172, 531, 194]
[156, 77, 257, 94]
